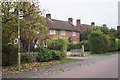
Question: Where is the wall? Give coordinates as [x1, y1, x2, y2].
[48, 29, 80, 42]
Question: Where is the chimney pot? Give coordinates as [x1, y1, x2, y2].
[68, 18, 73, 24]
[46, 14, 51, 19]
[91, 22, 95, 26]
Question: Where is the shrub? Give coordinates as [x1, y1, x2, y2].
[50, 50, 62, 60]
[46, 37, 68, 52]
[36, 48, 53, 62]
[67, 42, 82, 51]
[116, 38, 120, 51]
[21, 53, 31, 63]
[2, 44, 18, 66]
[89, 29, 105, 54]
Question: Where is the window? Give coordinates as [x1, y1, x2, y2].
[50, 30, 56, 35]
[72, 31, 77, 36]
[61, 30, 66, 35]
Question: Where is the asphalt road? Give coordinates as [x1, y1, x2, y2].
[45, 54, 118, 78]
[2, 54, 118, 78]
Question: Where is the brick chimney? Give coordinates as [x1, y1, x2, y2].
[76, 19, 81, 27]
[46, 14, 51, 19]
[91, 22, 95, 27]
[68, 18, 73, 24]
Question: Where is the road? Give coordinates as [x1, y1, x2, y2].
[45, 54, 118, 78]
[2, 54, 118, 78]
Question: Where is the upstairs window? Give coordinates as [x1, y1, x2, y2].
[72, 31, 77, 36]
[50, 30, 56, 35]
[61, 30, 66, 35]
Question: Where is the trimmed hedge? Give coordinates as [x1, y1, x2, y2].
[2, 44, 18, 66]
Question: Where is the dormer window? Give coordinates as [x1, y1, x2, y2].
[61, 30, 66, 35]
[50, 30, 56, 35]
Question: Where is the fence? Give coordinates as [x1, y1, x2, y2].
[67, 45, 84, 57]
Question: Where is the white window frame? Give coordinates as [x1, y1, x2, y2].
[61, 30, 66, 35]
[50, 30, 56, 35]
[72, 31, 77, 36]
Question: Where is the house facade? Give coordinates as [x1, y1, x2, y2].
[45, 14, 96, 43]
[46, 14, 80, 43]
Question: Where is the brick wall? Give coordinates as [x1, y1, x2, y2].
[48, 29, 80, 43]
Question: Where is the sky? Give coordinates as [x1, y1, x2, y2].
[40, 0, 119, 29]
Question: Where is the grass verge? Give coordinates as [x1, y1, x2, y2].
[97, 51, 120, 56]
[84, 51, 91, 56]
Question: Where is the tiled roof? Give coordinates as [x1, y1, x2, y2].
[46, 18, 80, 32]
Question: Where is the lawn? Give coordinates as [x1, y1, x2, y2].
[84, 51, 120, 56]
[97, 51, 120, 56]
[2, 58, 80, 74]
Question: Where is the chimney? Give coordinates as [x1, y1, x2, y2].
[76, 19, 81, 27]
[46, 14, 51, 19]
[68, 18, 73, 24]
[91, 22, 95, 26]
[103, 24, 106, 27]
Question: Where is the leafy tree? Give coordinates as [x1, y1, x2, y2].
[2, 2, 48, 52]
[88, 29, 105, 54]
[2, 2, 48, 66]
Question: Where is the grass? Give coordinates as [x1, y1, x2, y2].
[2, 58, 80, 74]
[54, 58, 80, 64]
[84, 51, 91, 56]
[97, 51, 120, 56]
[84, 51, 120, 56]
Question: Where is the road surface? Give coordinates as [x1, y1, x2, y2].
[45, 54, 118, 78]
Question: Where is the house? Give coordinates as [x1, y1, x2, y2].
[76, 19, 95, 33]
[45, 14, 80, 43]
[45, 14, 96, 43]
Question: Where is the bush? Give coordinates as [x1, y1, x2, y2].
[36, 48, 53, 62]
[2, 44, 18, 66]
[67, 42, 82, 51]
[21, 53, 31, 63]
[116, 38, 120, 51]
[89, 29, 105, 54]
[50, 50, 62, 60]
[46, 37, 68, 52]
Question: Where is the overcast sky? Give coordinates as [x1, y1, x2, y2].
[40, 0, 119, 29]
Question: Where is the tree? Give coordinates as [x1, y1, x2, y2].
[2, 2, 48, 66]
[88, 29, 105, 54]
[2, 2, 48, 52]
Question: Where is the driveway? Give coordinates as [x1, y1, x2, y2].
[2, 54, 118, 78]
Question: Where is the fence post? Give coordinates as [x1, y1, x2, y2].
[81, 45, 84, 57]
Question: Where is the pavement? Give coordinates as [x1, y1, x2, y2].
[2, 54, 119, 78]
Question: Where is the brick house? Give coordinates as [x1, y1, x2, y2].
[76, 19, 95, 33]
[46, 14, 80, 43]
[45, 14, 96, 43]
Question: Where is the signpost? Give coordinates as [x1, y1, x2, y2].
[18, 2, 23, 71]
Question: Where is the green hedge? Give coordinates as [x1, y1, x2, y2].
[21, 53, 32, 63]
[36, 47, 66, 62]
[46, 37, 68, 52]
[36, 48, 53, 62]
[67, 42, 82, 51]
[89, 29, 117, 54]
[2, 44, 18, 66]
